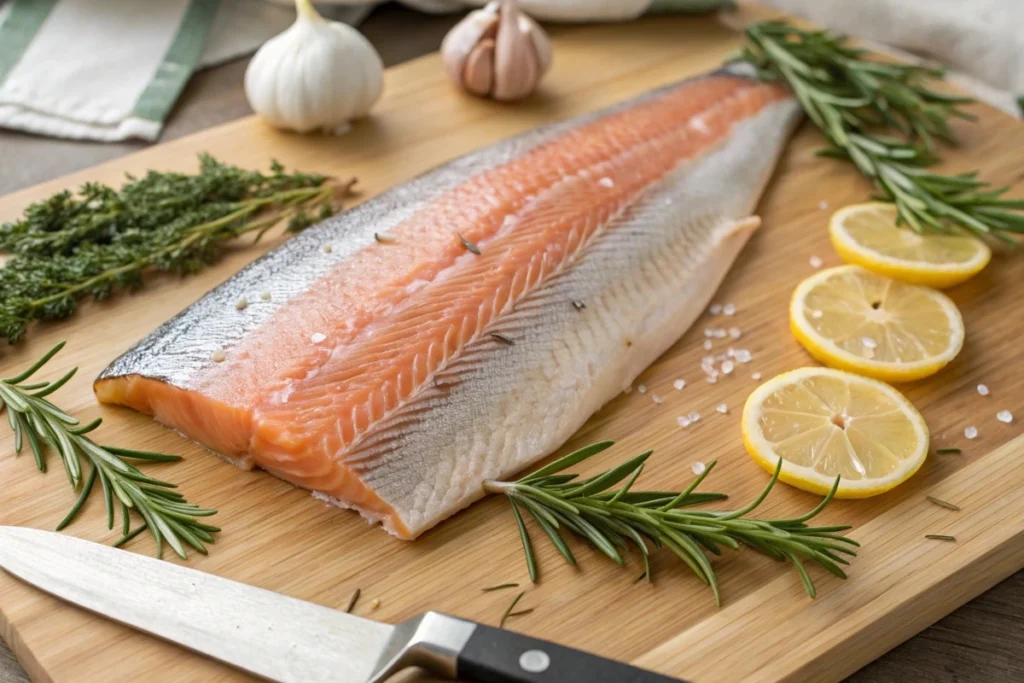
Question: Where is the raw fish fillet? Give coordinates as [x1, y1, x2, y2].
[96, 68, 802, 539]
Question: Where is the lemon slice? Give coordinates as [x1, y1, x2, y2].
[830, 202, 991, 289]
[742, 367, 929, 497]
[790, 265, 964, 382]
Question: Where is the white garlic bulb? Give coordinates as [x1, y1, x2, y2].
[245, 0, 384, 134]
[441, 0, 552, 102]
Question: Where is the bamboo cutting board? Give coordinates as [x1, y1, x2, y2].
[2, 13, 1023, 683]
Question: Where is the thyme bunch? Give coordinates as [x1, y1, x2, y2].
[1, 342, 217, 558]
[486, 441, 858, 605]
[0, 155, 355, 343]
[741, 21, 1024, 242]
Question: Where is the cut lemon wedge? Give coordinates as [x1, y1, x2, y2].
[742, 367, 929, 497]
[790, 265, 964, 382]
[830, 202, 991, 289]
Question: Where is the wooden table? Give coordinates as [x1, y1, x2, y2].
[0, 5, 1021, 682]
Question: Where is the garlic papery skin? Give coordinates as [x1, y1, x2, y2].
[245, 0, 384, 134]
[441, 0, 552, 102]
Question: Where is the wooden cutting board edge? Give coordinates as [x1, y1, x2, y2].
[1, 9, 1023, 683]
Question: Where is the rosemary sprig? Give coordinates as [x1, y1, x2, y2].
[485, 441, 859, 605]
[0, 155, 356, 343]
[1, 342, 218, 558]
[740, 21, 1024, 242]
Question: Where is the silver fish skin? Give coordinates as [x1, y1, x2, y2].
[96, 68, 802, 539]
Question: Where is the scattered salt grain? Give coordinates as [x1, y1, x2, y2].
[818, 201, 829, 210]
[977, 384, 990, 396]
[706, 376, 718, 384]
[704, 328, 715, 338]
[311, 332, 327, 344]
[703, 339, 713, 351]
[651, 394, 663, 405]
[709, 303, 723, 315]
[688, 411, 701, 422]
[723, 303, 737, 316]
[260, 290, 272, 301]
[235, 297, 248, 311]
[673, 379, 686, 391]
[713, 329, 728, 339]
[691, 461, 706, 475]
[716, 403, 729, 415]
[211, 349, 226, 363]
[729, 327, 742, 340]
[598, 177, 615, 188]
[809, 255, 823, 269]
[964, 426, 979, 440]
[322, 244, 333, 254]
[752, 372, 762, 381]
[637, 384, 647, 394]
[734, 349, 753, 364]
[721, 360, 735, 375]
[677, 416, 692, 428]
[861, 337, 878, 349]
[810, 309, 823, 319]
[997, 410, 1014, 424]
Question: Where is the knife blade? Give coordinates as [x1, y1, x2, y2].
[0, 527, 684, 683]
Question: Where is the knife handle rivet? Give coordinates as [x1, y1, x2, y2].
[519, 649, 551, 673]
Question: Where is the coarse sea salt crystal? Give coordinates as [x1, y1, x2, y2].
[673, 379, 686, 391]
[721, 360, 735, 375]
[977, 384, 990, 396]
[734, 349, 753, 363]
[997, 410, 1014, 424]
[637, 384, 647, 394]
[729, 327, 742, 340]
[706, 376, 719, 384]
[752, 372, 762, 381]
[704, 328, 715, 338]
[723, 303, 736, 316]
[688, 411, 701, 422]
[809, 255, 823, 269]
[716, 403, 728, 415]
[677, 416, 691, 428]
[709, 303, 723, 315]
[311, 332, 327, 344]
[703, 340, 713, 351]
[964, 426, 979, 439]
[691, 461, 706, 475]
[818, 201, 829, 210]
[651, 394, 663, 405]
[713, 329, 728, 339]
[598, 177, 615, 188]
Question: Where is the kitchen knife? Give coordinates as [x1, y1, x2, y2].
[0, 527, 683, 683]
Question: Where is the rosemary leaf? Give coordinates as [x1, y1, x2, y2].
[489, 441, 858, 605]
[1, 342, 217, 559]
[742, 20, 1024, 242]
[927, 496, 961, 511]
[499, 591, 526, 628]
[482, 583, 520, 592]
[925, 534, 957, 542]
[936, 447, 962, 455]
[345, 588, 361, 613]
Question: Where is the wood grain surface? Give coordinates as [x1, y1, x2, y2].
[1, 10, 1023, 683]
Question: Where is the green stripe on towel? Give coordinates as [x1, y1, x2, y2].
[0, 0, 60, 87]
[648, 0, 734, 13]
[130, 0, 221, 124]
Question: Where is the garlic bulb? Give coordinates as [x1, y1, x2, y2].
[245, 0, 384, 134]
[441, 0, 552, 102]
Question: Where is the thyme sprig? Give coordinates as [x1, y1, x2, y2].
[0, 155, 356, 343]
[485, 441, 858, 605]
[741, 21, 1024, 242]
[1, 342, 218, 558]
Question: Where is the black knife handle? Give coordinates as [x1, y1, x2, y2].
[456, 624, 686, 683]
